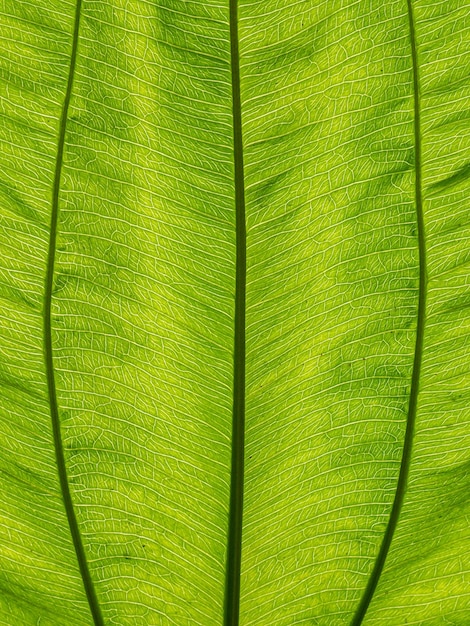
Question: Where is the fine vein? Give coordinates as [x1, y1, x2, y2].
[225, 0, 247, 623]
[44, 1, 104, 624]
[350, 1, 427, 624]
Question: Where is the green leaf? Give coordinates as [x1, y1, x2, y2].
[0, 0, 469, 624]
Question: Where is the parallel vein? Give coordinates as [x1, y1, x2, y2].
[350, 0, 427, 623]
[225, 0, 247, 623]
[43, 1, 104, 624]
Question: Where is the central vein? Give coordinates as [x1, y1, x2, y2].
[225, 0, 247, 623]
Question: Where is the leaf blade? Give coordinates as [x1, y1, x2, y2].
[0, 0, 469, 624]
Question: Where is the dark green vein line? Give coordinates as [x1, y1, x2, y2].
[225, 0, 246, 624]
[350, 1, 426, 624]
[44, 1, 104, 625]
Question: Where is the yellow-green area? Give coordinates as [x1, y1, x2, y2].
[0, 0, 469, 624]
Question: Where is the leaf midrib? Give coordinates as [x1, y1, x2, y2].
[224, 0, 247, 624]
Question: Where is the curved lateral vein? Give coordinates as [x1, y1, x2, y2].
[224, 0, 247, 623]
[350, 1, 427, 624]
[44, 1, 104, 624]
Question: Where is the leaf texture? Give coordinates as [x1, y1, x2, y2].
[0, 0, 469, 624]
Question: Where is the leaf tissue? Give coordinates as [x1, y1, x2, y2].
[0, 0, 469, 624]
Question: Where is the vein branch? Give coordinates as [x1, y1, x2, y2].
[350, 1, 427, 623]
[44, 1, 104, 624]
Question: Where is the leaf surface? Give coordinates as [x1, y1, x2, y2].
[0, 0, 469, 624]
